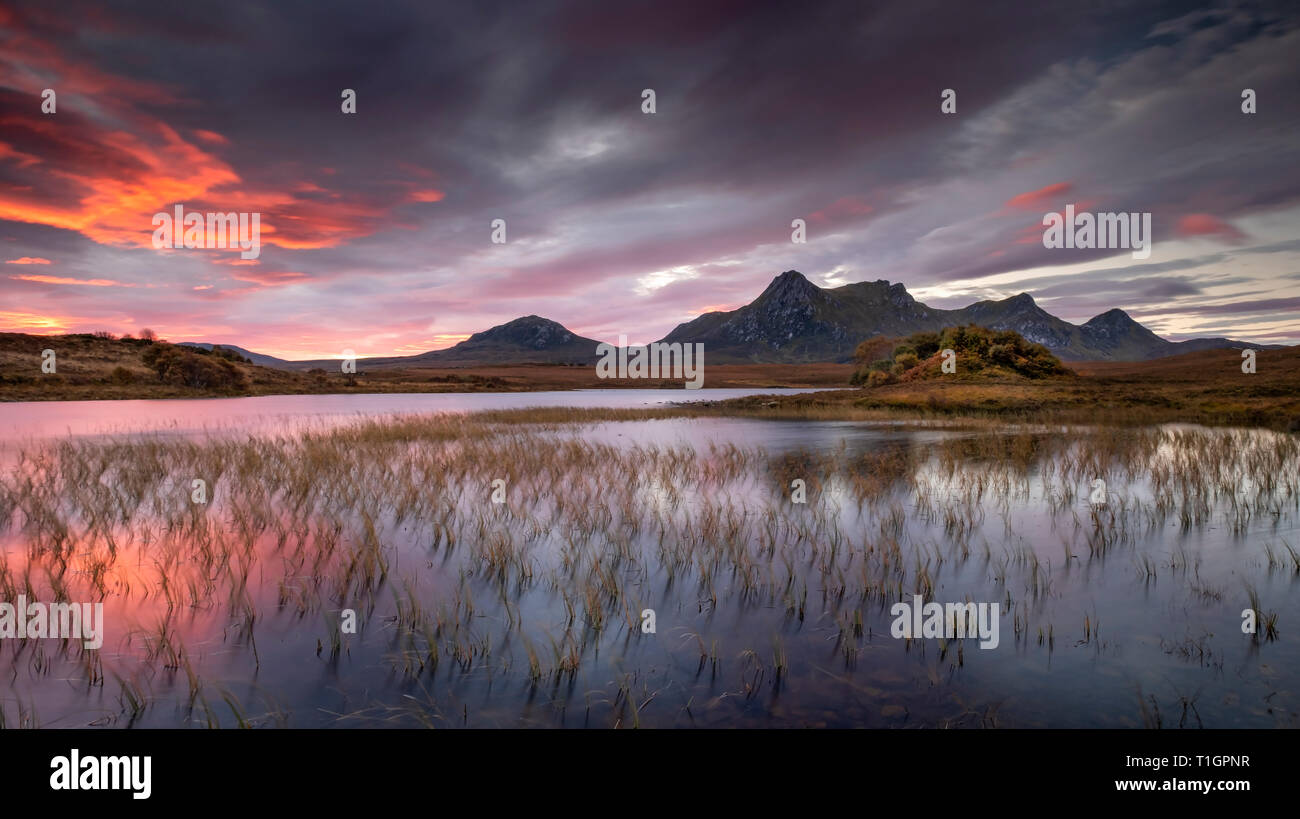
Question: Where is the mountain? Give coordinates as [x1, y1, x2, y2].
[183, 273, 1280, 369]
[404, 315, 602, 366]
[1077, 309, 1171, 360]
[656, 270, 1276, 363]
[315, 315, 604, 370]
[661, 273, 952, 362]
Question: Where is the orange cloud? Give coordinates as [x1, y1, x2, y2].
[5, 256, 51, 264]
[0, 120, 243, 247]
[11, 274, 133, 286]
[0, 114, 408, 253]
[0, 35, 443, 256]
[0, 310, 76, 332]
[0, 142, 42, 168]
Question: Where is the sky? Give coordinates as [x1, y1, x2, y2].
[0, 0, 1297, 359]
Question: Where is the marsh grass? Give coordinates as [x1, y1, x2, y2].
[0, 410, 1296, 726]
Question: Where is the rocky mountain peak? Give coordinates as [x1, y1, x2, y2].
[760, 270, 822, 303]
[1081, 307, 1161, 344]
[1083, 308, 1134, 327]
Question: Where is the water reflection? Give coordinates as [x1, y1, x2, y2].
[0, 411, 1295, 728]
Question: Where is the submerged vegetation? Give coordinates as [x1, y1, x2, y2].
[0, 407, 1296, 727]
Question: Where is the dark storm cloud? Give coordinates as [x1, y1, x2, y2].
[0, 0, 1296, 354]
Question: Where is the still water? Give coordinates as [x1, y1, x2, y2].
[0, 389, 822, 441]
[0, 392, 1295, 728]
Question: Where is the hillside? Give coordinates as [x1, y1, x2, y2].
[0, 331, 848, 401]
[0, 333, 309, 400]
[718, 345, 1300, 431]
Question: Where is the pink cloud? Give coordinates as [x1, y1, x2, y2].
[5, 256, 51, 264]
[809, 196, 873, 224]
[1176, 213, 1248, 243]
[1005, 182, 1074, 210]
[230, 269, 312, 287]
[407, 189, 445, 203]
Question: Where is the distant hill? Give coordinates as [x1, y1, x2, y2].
[656, 270, 1279, 363]
[289, 315, 604, 371]
[179, 342, 295, 369]
[400, 315, 602, 367]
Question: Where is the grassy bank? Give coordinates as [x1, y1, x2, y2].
[693, 346, 1300, 431]
[0, 332, 850, 400]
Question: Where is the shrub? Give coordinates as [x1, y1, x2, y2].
[853, 336, 894, 367]
[851, 324, 1069, 385]
[940, 325, 990, 358]
[109, 366, 135, 385]
[906, 331, 941, 359]
[988, 343, 1016, 366]
[141, 343, 164, 370]
[866, 370, 893, 387]
[210, 345, 251, 364]
[142, 344, 249, 391]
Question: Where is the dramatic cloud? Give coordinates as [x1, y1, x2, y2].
[0, 0, 1296, 357]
